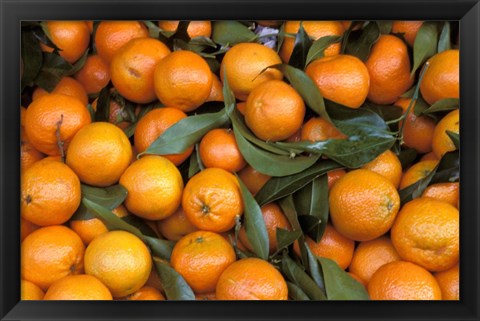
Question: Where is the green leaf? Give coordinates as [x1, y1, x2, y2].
[212, 21, 257, 46]
[304, 244, 326, 292]
[86, 103, 95, 122]
[276, 23, 286, 53]
[397, 148, 418, 169]
[317, 257, 369, 300]
[411, 22, 439, 77]
[376, 21, 392, 34]
[255, 161, 342, 206]
[39, 22, 61, 51]
[153, 258, 195, 300]
[288, 23, 312, 69]
[278, 195, 302, 231]
[188, 144, 203, 178]
[446, 131, 460, 150]
[412, 96, 430, 116]
[144, 236, 175, 261]
[65, 49, 89, 75]
[287, 282, 310, 300]
[363, 103, 403, 123]
[421, 98, 459, 115]
[438, 22, 452, 53]
[21, 30, 43, 88]
[236, 174, 269, 260]
[306, 35, 342, 66]
[345, 22, 380, 61]
[275, 228, 302, 253]
[71, 184, 127, 221]
[340, 21, 357, 54]
[143, 20, 165, 39]
[400, 86, 416, 98]
[120, 215, 157, 238]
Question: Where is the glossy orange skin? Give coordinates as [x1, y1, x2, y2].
[158, 21, 212, 38]
[206, 74, 224, 102]
[432, 109, 459, 158]
[33, 77, 89, 106]
[399, 160, 438, 189]
[391, 21, 424, 46]
[422, 182, 459, 208]
[199, 128, 247, 172]
[74, 54, 111, 95]
[301, 117, 346, 141]
[40, 21, 90, 63]
[44, 274, 113, 300]
[126, 286, 166, 300]
[20, 128, 45, 172]
[327, 169, 346, 190]
[434, 264, 459, 300]
[21, 280, 45, 300]
[156, 206, 198, 241]
[237, 165, 271, 196]
[362, 150, 403, 188]
[20, 218, 40, 242]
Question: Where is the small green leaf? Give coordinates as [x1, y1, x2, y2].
[189, 36, 217, 48]
[377, 21, 393, 34]
[288, 23, 313, 69]
[412, 96, 430, 116]
[397, 148, 418, 169]
[304, 243, 326, 292]
[71, 184, 127, 221]
[305, 35, 342, 66]
[400, 86, 416, 98]
[121, 215, 157, 238]
[21, 30, 43, 88]
[345, 22, 380, 61]
[34, 52, 72, 91]
[430, 150, 459, 184]
[236, 174, 269, 260]
[39, 22, 61, 51]
[411, 22, 439, 77]
[399, 165, 437, 204]
[438, 22, 452, 53]
[188, 144, 203, 178]
[153, 258, 195, 300]
[275, 228, 302, 253]
[65, 49, 89, 75]
[143, 20, 165, 39]
[212, 21, 257, 46]
[278, 195, 302, 231]
[446, 131, 460, 150]
[317, 257, 369, 300]
[276, 23, 286, 53]
[363, 103, 403, 123]
[287, 282, 310, 300]
[421, 98, 459, 115]
[144, 237, 175, 261]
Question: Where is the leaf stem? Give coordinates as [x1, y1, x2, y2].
[55, 114, 65, 162]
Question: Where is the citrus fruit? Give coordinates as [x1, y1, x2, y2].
[74, 54, 111, 95]
[206, 73, 224, 102]
[399, 160, 438, 189]
[158, 21, 212, 38]
[421, 182, 459, 208]
[327, 169, 346, 190]
[44, 274, 113, 300]
[301, 117, 346, 141]
[21, 280, 45, 300]
[33, 77, 89, 106]
[156, 206, 198, 241]
[361, 149, 402, 188]
[20, 218, 39, 242]
[237, 165, 271, 196]
[126, 286, 166, 300]
[40, 21, 90, 63]
[199, 128, 246, 172]
[432, 109, 459, 158]
[434, 264, 459, 300]
[391, 21, 424, 46]
[20, 128, 44, 172]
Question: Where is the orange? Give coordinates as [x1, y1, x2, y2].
[420, 50, 459, 105]
[21, 280, 45, 300]
[399, 160, 438, 189]
[158, 20, 212, 38]
[182, 168, 244, 233]
[329, 169, 400, 241]
[40, 21, 90, 63]
[94, 21, 149, 64]
[365, 35, 414, 105]
[120, 155, 184, 220]
[236, 102, 246, 115]
[256, 21, 283, 28]
[305, 224, 355, 270]
[286, 128, 302, 142]
[74, 54, 111, 95]
[154, 50, 212, 112]
[206, 74, 224, 102]
[245, 80, 305, 142]
[33, 77, 89, 106]
[361, 150, 402, 188]
[238, 202, 292, 254]
[21, 225, 85, 290]
[134, 107, 193, 165]
[220, 42, 283, 101]
[432, 109, 459, 158]
[20, 106, 27, 126]
[394, 98, 436, 153]
[20, 128, 44, 172]
[348, 236, 401, 284]
[171, 230, 236, 293]
[301, 117, 346, 141]
[421, 182, 459, 208]
[126, 286, 165, 300]
[237, 165, 271, 196]
[391, 21, 424, 46]
[327, 169, 346, 190]
[368, 261, 442, 300]
[86, 21, 94, 33]
[20, 218, 39, 242]
[24, 93, 91, 156]
[44, 274, 113, 300]
[85, 230, 152, 298]
[66, 122, 132, 187]
[91, 96, 134, 130]
[216, 258, 288, 300]
[280, 21, 345, 63]
[156, 206, 198, 241]
[391, 197, 459, 272]
[306, 54, 370, 109]
[144, 268, 164, 293]
[434, 264, 459, 300]
[70, 205, 129, 245]
[111, 37, 170, 104]
[199, 128, 246, 172]
[21, 159, 81, 226]
[420, 151, 439, 162]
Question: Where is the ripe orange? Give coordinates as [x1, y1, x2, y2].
[44, 274, 113, 300]
[361, 150, 402, 188]
[33, 77, 89, 106]
[237, 165, 271, 196]
[236, 102, 246, 115]
[421, 182, 459, 208]
[216, 258, 288, 300]
[329, 169, 400, 241]
[280, 21, 345, 63]
[220, 43, 283, 101]
[434, 264, 459, 300]
[20, 128, 44, 172]
[126, 286, 166, 300]
[348, 236, 401, 284]
[420, 50, 459, 105]
[301, 117, 346, 141]
[182, 168, 243, 233]
[420, 151, 439, 162]
[256, 21, 283, 28]
[432, 109, 459, 158]
[40, 21, 90, 63]
[399, 160, 438, 189]
[368, 261, 442, 300]
[74, 54, 111, 95]
[21, 225, 85, 290]
[66, 122, 132, 187]
[327, 169, 346, 190]
[365, 35, 414, 105]
[21, 159, 81, 226]
[199, 128, 247, 172]
[24, 93, 91, 155]
[156, 206, 198, 241]
[91, 96, 136, 130]
[20, 218, 39, 242]
[304, 224, 355, 270]
[391, 21, 424, 46]
[111, 37, 170, 104]
[238, 202, 292, 254]
[158, 21, 212, 38]
[171, 230, 236, 293]
[391, 197, 459, 272]
[94, 21, 149, 64]
[206, 74, 224, 102]
[120, 156, 184, 220]
[134, 107, 193, 165]
[154, 50, 213, 112]
[306, 54, 370, 109]
[394, 98, 436, 153]
[84, 230, 152, 298]
[21, 280, 45, 300]
[245, 80, 305, 142]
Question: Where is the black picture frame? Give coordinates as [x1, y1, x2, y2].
[1, 0, 479, 320]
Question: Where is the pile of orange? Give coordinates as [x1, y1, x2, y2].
[20, 20, 459, 301]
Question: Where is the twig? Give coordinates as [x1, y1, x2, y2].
[56, 114, 65, 162]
